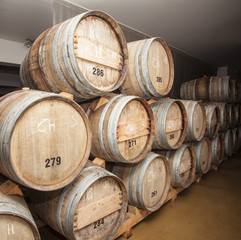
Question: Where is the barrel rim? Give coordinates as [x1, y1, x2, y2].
[193, 138, 211, 174]
[172, 144, 196, 188]
[107, 95, 155, 163]
[3, 90, 92, 191]
[67, 10, 128, 93]
[59, 164, 128, 240]
[141, 37, 174, 98]
[153, 98, 187, 150]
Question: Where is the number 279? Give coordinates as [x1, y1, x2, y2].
[45, 157, 61, 168]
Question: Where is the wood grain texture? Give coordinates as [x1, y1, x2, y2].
[222, 130, 233, 157]
[210, 134, 225, 164]
[0, 187, 40, 240]
[32, 161, 128, 240]
[120, 37, 174, 99]
[86, 94, 155, 163]
[0, 89, 91, 190]
[191, 138, 211, 174]
[158, 144, 196, 188]
[19, 11, 128, 102]
[151, 98, 187, 150]
[112, 152, 171, 211]
[180, 100, 206, 142]
[204, 103, 220, 139]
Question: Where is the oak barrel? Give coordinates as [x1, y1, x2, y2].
[180, 76, 209, 101]
[150, 98, 187, 150]
[179, 100, 206, 142]
[120, 37, 174, 99]
[212, 102, 228, 131]
[112, 152, 170, 211]
[86, 94, 155, 163]
[233, 104, 241, 126]
[204, 103, 220, 138]
[227, 103, 235, 128]
[222, 130, 233, 157]
[231, 79, 240, 103]
[20, 11, 128, 101]
[210, 134, 225, 165]
[32, 162, 128, 240]
[209, 76, 232, 102]
[0, 89, 91, 190]
[231, 128, 240, 153]
[0, 187, 40, 239]
[191, 138, 211, 174]
[158, 144, 196, 188]
[238, 127, 241, 150]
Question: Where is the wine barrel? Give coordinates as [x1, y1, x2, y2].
[20, 11, 128, 102]
[231, 128, 240, 153]
[227, 103, 235, 128]
[0, 187, 40, 239]
[150, 98, 187, 150]
[20, 28, 52, 91]
[210, 134, 225, 165]
[222, 130, 233, 157]
[191, 138, 211, 174]
[0, 89, 91, 191]
[231, 79, 240, 103]
[120, 37, 174, 99]
[158, 144, 196, 188]
[86, 94, 155, 163]
[112, 152, 170, 211]
[180, 76, 209, 101]
[212, 102, 228, 131]
[238, 127, 241, 150]
[204, 103, 220, 138]
[209, 76, 232, 102]
[179, 100, 206, 142]
[233, 104, 241, 126]
[32, 162, 128, 240]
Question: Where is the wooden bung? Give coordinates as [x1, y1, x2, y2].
[84, 94, 155, 163]
[112, 152, 171, 211]
[210, 134, 225, 165]
[31, 161, 128, 240]
[0, 89, 91, 191]
[120, 37, 174, 99]
[157, 144, 196, 188]
[150, 98, 187, 150]
[179, 100, 206, 142]
[20, 11, 128, 102]
[191, 138, 211, 174]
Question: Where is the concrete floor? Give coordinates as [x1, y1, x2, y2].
[118, 151, 241, 240]
[39, 151, 241, 240]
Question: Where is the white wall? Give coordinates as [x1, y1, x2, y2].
[0, 39, 29, 65]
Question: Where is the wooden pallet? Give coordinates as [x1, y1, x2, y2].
[113, 172, 204, 239]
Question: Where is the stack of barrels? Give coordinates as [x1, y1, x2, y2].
[0, 10, 175, 240]
[180, 76, 241, 163]
[0, 9, 240, 240]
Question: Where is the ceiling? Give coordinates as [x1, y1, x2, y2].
[0, 0, 240, 67]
